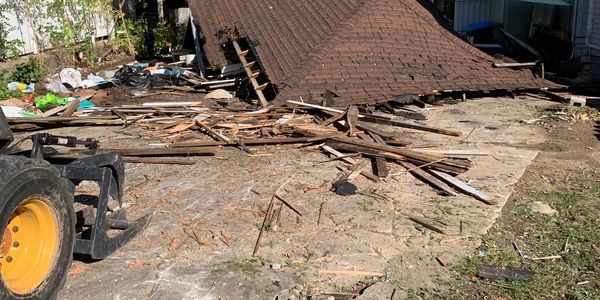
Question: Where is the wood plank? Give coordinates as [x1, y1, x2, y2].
[320, 145, 379, 182]
[368, 131, 389, 178]
[412, 149, 492, 156]
[97, 147, 218, 156]
[214, 122, 277, 130]
[408, 217, 447, 234]
[40, 105, 69, 117]
[196, 121, 232, 143]
[318, 270, 384, 277]
[320, 145, 357, 164]
[499, 28, 541, 56]
[346, 106, 359, 136]
[123, 157, 196, 165]
[327, 135, 445, 165]
[141, 102, 203, 107]
[329, 135, 471, 170]
[320, 111, 346, 126]
[8, 117, 124, 126]
[287, 100, 461, 136]
[399, 162, 457, 196]
[360, 116, 462, 137]
[428, 170, 496, 205]
[477, 265, 534, 280]
[171, 135, 332, 148]
[357, 121, 412, 144]
[327, 142, 468, 174]
[493, 62, 538, 68]
[166, 121, 195, 133]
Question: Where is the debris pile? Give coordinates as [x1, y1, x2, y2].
[190, 0, 562, 105]
[4, 78, 494, 207]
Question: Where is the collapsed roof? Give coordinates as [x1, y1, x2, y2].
[189, 0, 559, 105]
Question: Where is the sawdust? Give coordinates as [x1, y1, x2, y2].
[67, 261, 87, 278]
[167, 237, 184, 252]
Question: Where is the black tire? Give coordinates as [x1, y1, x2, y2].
[0, 155, 75, 300]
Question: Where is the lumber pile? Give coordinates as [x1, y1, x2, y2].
[5, 89, 494, 205]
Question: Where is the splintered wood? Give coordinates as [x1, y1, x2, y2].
[9, 86, 492, 204]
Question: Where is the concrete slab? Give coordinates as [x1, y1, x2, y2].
[51, 97, 555, 299]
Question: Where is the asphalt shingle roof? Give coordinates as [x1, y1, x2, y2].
[190, 0, 560, 105]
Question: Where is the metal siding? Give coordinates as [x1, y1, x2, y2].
[591, 51, 600, 79]
[454, 0, 492, 34]
[589, 0, 600, 79]
[573, 0, 590, 57]
[589, 0, 600, 50]
[505, 0, 534, 39]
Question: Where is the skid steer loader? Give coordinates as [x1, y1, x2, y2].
[0, 108, 151, 299]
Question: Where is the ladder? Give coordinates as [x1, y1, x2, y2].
[231, 39, 269, 108]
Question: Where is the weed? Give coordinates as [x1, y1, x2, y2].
[210, 257, 266, 278]
[0, 72, 22, 100]
[10, 58, 44, 83]
[447, 186, 600, 299]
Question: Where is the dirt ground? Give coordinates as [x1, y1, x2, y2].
[428, 108, 600, 299]
[21, 96, 570, 299]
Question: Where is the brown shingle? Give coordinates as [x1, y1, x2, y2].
[189, 0, 561, 105]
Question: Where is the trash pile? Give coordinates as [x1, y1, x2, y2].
[0, 60, 224, 119]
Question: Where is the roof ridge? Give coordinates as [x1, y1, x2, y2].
[277, 0, 377, 98]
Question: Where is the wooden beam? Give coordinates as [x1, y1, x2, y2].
[40, 105, 68, 117]
[61, 99, 81, 117]
[196, 121, 232, 143]
[356, 122, 412, 145]
[493, 62, 538, 68]
[123, 157, 196, 165]
[477, 265, 534, 280]
[318, 269, 384, 277]
[360, 116, 462, 137]
[367, 131, 389, 178]
[346, 106, 359, 136]
[97, 146, 218, 156]
[428, 170, 495, 205]
[399, 162, 457, 196]
[320, 111, 346, 126]
[170, 135, 333, 148]
[287, 100, 462, 136]
[326, 142, 468, 174]
[327, 135, 445, 165]
[408, 217, 447, 234]
[320, 145, 379, 182]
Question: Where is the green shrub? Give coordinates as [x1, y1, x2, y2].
[11, 59, 44, 84]
[0, 72, 23, 100]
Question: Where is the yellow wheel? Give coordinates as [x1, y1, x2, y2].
[0, 157, 75, 300]
[0, 198, 60, 295]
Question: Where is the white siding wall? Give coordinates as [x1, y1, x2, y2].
[1, 0, 113, 55]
